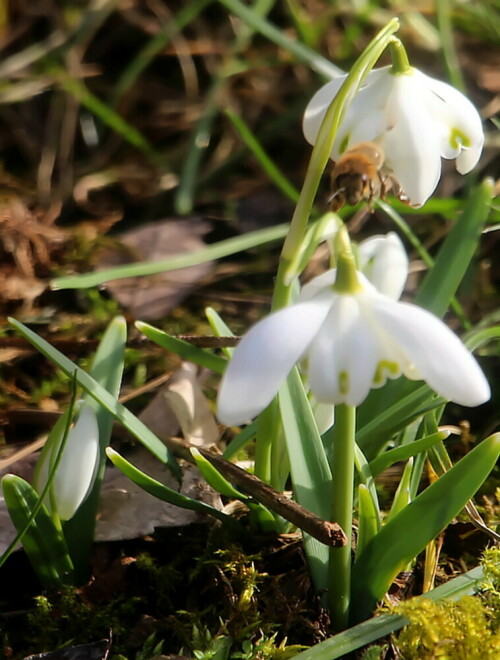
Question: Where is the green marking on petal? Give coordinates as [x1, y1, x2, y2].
[450, 127, 471, 150]
[373, 360, 399, 386]
[339, 370, 349, 395]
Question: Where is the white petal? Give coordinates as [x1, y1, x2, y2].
[298, 269, 337, 303]
[358, 232, 408, 299]
[417, 71, 484, 172]
[217, 295, 333, 425]
[308, 295, 379, 405]
[370, 297, 491, 406]
[55, 405, 100, 521]
[302, 76, 347, 152]
[382, 73, 443, 206]
[302, 68, 391, 160]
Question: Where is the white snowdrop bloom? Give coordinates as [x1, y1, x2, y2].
[357, 232, 408, 300]
[217, 272, 490, 426]
[303, 66, 484, 206]
[35, 405, 100, 521]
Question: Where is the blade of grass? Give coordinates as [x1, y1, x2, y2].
[225, 109, 300, 203]
[106, 448, 240, 530]
[136, 322, 226, 374]
[51, 222, 289, 290]
[415, 179, 493, 317]
[8, 318, 177, 473]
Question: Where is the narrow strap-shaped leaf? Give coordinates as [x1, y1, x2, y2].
[2, 475, 74, 589]
[137, 321, 226, 374]
[279, 368, 333, 590]
[416, 179, 493, 317]
[191, 448, 249, 500]
[368, 430, 448, 477]
[9, 318, 174, 469]
[351, 433, 500, 623]
[106, 448, 240, 531]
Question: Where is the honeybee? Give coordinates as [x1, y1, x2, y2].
[329, 141, 385, 211]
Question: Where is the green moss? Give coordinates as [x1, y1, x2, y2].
[391, 547, 500, 659]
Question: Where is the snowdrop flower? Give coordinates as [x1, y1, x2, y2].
[303, 66, 484, 206]
[34, 405, 99, 521]
[217, 239, 489, 426]
[358, 232, 408, 299]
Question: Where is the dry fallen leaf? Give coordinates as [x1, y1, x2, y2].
[96, 217, 214, 320]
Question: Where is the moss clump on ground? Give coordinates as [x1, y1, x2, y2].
[391, 547, 500, 659]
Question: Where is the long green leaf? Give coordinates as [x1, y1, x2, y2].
[106, 448, 240, 530]
[8, 318, 175, 470]
[279, 368, 332, 590]
[136, 322, 226, 373]
[51, 223, 289, 290]
[415, 179, 493, 316]
[2, 475, 74, 589]
[368, 430, 448, 478]
[350, 433, 500, 623]
[290, 564, 485, 660]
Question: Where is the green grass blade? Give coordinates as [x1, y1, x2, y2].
[190, 448, 248, 500]
[368, 430, 449, 478]
[205, 306, 235, 359]
[225, 110, 300, 202]
[106, 448, 240, 530]
[351, 433, 500, 623]
[222, 422, 257, 460]
[58, 73, 166, 166]
[415, 179, 493, 317]
[51, 223, 289, 290]
[8, 318, 175, 470]
[111, 0, 212, 105]
[1, 475, 74, 589]
[136, 322, 226, 374]
[218, 0, 342, 79]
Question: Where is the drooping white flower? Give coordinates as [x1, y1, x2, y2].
[217, 270, 490, 426]
[358, 232, 408, 299]
[34, 405, 100, 521]
[303, 66, 484, 207]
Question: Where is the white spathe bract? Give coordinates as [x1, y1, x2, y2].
[35, 405, 100, 521]
[217, 273, 490, 426]
[303, 66, 484, 207]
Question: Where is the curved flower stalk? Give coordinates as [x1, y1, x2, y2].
[303, 66, 484, 206]
[217, 265, 489, 426]
[34, 405, 100, 521]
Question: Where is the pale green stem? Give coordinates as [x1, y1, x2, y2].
[388, 37, 411, 74]
[329, 404, 356, 631]
[271, 17, 400, 312]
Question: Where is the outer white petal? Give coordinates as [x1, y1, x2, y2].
[308, 295, 379, 405]
[370, 297, 491, 406]
[302, 68, 391, 160]
[358, 232, 408, 300]
[417, 70, 484, 172]
[382, 73, 443, 206]
[54, 405, 100, 521]
[303, 75, 347, 151]
[217, 295, 333, 425]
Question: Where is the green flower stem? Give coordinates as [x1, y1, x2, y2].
[329, 404, 356, 631]
[388, 38, 411, 74]
[271, 17, 400, 311]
